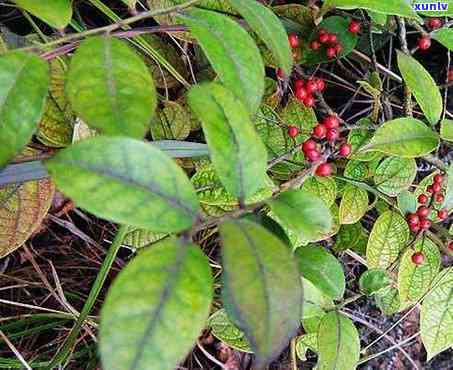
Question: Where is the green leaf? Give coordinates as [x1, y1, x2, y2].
[151, 101, 191, 141]
[268, 189, 332, 242]
[359, 269, 392, 296]
[398, 238, 441, 306]
[188, 83, 267, 200]
[440, 119, 453, 142]
[347, 118, 382, 162]
[181, 8, 264, 115]
[301, 176, 337, 207]
[317, 312, 360, 370]
[301, 16, 359, 66]
[46, 137, 199, 233]
[66, 36, 156, 138]
[296, 333, 318, 361]
[397, 190, 418, 215]
[323, 0, 420, 20]
[339, 184, 368, 224]
[374, 157, 417, 196]
[432, 28, 453, 50]
[13, 0, 72, 28]
[301, 278, 334, 320]
[122, 227, 167, 250]
[0, 51, 49, 169]
[397, 51, 442, 125]
[334, 223, 364, 252]
[375, 286, 402, 315]
[208, 309, 252, 353]
[220, 219, 302, 366]
[273, 4, 314, 37]
[229, 0, 292, 75]
[296, 245, 345, 300]
[344, 160, 370, 180]
[420, 268, 453, 360]
[100, 239, 213, 370]
[366, 211, 409, 269]
[364, 117, 439, 157]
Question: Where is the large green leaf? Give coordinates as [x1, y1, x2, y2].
[397, 51, 442, 125]
[268, 189, 332, 242]
[339, 184, 368, 224]
[317, 312, 360, 370]
[364, 118, 439, 158]
[432, 28, 453, 50]
[296, 245, 345, 300]
[188, 83, 267, 200]
[13, 0, 72, 28]
[440, 119, 453, 142]
[301, 176, 337, 207]
[0, 51, 49, 169]
[181, 8, 264, 115]
[66, 36, 156, 138]
[229, 0, 292, 75]
[366, 211, 409, 269]
[46, 137, 199, 233]
[220, 219, 302, 366]
[374, 157, 417, 196]
[420, 268, 453, 360]
[100, 239, 213, 370]
[398, 238, 441, 306]
[323, 0, 420, 19]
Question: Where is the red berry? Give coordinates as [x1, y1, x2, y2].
[433, 174, 443, 183]
[315, 162, 333, 177]
[287, 125, 299, 138]
[310, 40, 321, 50]
[449, 241, 453, 251]
[318, 28, 328, 36]
[303, 95, 316, 107]
[411, 252, 425, 265]
[305, 149, 321, 162]
[327, 33, 338, 44]
[432, 183, 442, 193]
[302, 139, 317, 153]
[435, 193, 444, 203]
[448, 69, 453, 82]
[334, 43, 343, 55]
[319, 33, 329, 44]
[326, 128, 339, 142]
[417, 206, 430, 218]
[420, 218, 432, 230]
[418, 194, 429, 204]
[323, 115, 340, 129]
[407, 213, 420, 225]
[410, 223, 421, 233]
[427, 185, 435, 193]
[295, 79, 304, 90]
[438, 209, 448, 220]
[326, 47, 336, 59]
[305, 79, 318, 94]
[313, 124, 327, 139]
[427, 18, 442, 30]
[276, 68, 285, 79]
[339, 143, 352, 157]
[314, 78, 326, 92]
[348, 20, 361, 34]
[418, 36, 431, 50]
[295, 86, 308, 101]
[288, 33, 299, 48]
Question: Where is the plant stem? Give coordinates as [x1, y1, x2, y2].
[46, 224, 129, 369]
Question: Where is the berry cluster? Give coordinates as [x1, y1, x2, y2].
[309, 28, 342, 59]
[293, 77, 325, 107]
[417, 17, 443, 51]
[406, 174, 448, 233]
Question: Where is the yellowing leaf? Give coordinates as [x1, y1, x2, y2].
[374, 157, 417, 196]
[339, 184, 368, 224]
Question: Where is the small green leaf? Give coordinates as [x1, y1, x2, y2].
[397, 190, 418, 215]
[181, 8, 265, 115]
[13, 0, 72, 28]
[301, 176, 337, 207]
[375, 286, 402, 315]
[420, 268, 453, 360]
[296, 333, 318, 361]
[296, 245, 345, 300]
[220, 219, 302, 366]
[440, 119, 453, 142]
[66, 36, 157, 138]
[398, 238, 441, 306]
[0, 51, 49, 169]
[374, 157, 417, 196]
[397, 51, 442, 125]
[151, 101, 191, 141]
[334, 223, 364, 252]
[432, 28, 453, 50]
[122, 227, 167, 250]
[46, 137, 200, 233]
[359, 269, 392, 296]
[100, 239, 213, 370]
[364, 117, 439, 157]
[301, 278, 334, 320]
[268, 189, 332, 242]
[188, 83, 267, 200]
[344, 160, 370, 180]
[347, 118, 382, 162]
[229, 0, 292, 75]
[317, 312, 360, 370]
[208, 309, 252, 353]
[366, 211, 409, 269]
[339, 184, 368, 224]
